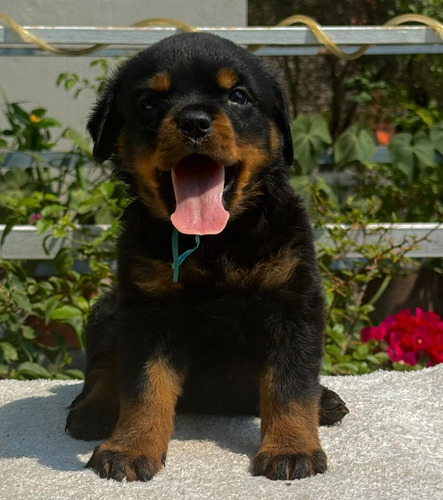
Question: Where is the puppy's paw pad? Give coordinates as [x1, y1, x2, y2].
[86, 446, 163, 481]
[252, 450, 327, 480]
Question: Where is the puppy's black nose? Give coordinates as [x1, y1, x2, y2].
[177, 109, 212, 141]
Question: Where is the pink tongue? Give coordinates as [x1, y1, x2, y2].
[171, 156, 229, 235]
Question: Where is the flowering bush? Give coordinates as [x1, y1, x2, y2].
[361, 308, 443, 368]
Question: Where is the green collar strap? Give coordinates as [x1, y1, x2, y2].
[171, 228, 201, 283]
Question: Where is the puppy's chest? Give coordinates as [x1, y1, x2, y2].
[130, 246, 298, 294]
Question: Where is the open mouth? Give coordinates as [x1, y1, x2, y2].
[171, 154, 230, 236]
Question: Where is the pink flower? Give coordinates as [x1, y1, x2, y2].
[361, 325, 381, 342]
[28, 213, 42, 224]
[386, 345, 418, 366]
[361, 314, 396, 342]
[361, 308, 443, 367]
[412, 327, 433, 353]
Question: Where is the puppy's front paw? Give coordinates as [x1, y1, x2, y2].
[86, 443, 165, 481]
[252, 449, 327, 480]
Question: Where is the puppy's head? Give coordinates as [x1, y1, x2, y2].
[88, 33, 293, 235]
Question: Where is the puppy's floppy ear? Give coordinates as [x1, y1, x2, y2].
[272, 81, 294, 166]
[87, 78, 122, 164]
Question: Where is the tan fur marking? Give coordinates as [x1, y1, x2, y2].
[116, 130, 170, 220]
[228, 142, 269, 218]
[97, 358, 184, 470]
[259, 367, 321, 455]
[148, 72, 172, 92]
[223, 246, 298, 289]
[204, 112, 239, 163]
[216, 68, 238, 89]
[154, 116, 186, 168]
[228, 119, 284, 219]
[131, 257, 182, 294]
[133, 152, 171, 220]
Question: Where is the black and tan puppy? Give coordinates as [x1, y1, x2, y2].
[66, 32, 348, 482]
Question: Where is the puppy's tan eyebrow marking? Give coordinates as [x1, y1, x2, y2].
[148, 72, 172, 92]
[216, 68, 239, 89]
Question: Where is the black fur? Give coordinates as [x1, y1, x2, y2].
[66, 32, 348, 482]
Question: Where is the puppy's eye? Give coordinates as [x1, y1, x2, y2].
[139, 95, 157, 112]
[229, 89, 249, 105]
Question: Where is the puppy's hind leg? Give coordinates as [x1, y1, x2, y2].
[66, 292, 120, 441]
[318, 385, 349, 426]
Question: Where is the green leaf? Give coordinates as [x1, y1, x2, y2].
[327, 323, 347, 344]
[35, 117, 62, 129]
[322, 354, 332, 373]
[334, 362, 360, 374]
[352, 344, 370, 360]
[31, 107, 47, 118]
[11, 290, 33, 313]
[41, 204, 64, 218]
[0, 342, 18, 362]
[60, 75, 79, 91]
[16, 362, 51, 379]
[11, 103, 32, 124]
[430, 122, 443, 155]
[0, 222, 14, 247]
[389, 132, 436, 181]
[334, 125, 376, 166]
[325, 344, 342, 357]
[63, 369, 84, 380]
[53, 247, 75, 275]
[3, 168, 30, 189]
[56, 73, 68, 86]
[42, 297, 61, 324]
[36, 218, 53, 235]
[69, 188, 97, 214]
[74, 295, 89, 312]
[63, 127, 92, 155]
[373, 352, 390, 363]
[22, 326, 37, 340]
[388, 133, 415, 180]
[291, 115, 332, 174]
[392, 361, 420, 372]
[413, 132, 437, 169]
[98, 181, 115, 198]
[49, 305, 82, 321]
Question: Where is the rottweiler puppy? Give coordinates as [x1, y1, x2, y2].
[66, 32, 348, 482]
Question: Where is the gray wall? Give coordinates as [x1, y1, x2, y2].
[0, 0, 247, 146]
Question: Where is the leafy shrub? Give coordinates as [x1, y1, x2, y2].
[305, 180, 437, 374]
[0, 97, 125, 379]
[291, 114, 443, 222]
[291, 113, 442, 374]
